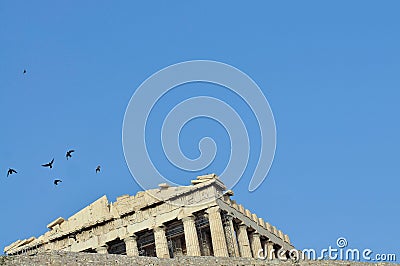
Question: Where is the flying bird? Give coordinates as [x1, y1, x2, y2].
[7, 168, 17, 177]
[66, 150, 75, 160]
[54, 179, 62, 185]
[96, 165, 101, 173]
[23, 69, 27, 74]
[42, 158, 54, 169]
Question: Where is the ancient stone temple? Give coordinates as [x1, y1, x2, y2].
[4, 174, 294, 259]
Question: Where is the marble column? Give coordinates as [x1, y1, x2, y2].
[182, 215, 201, 256]
[226, 216, 240, 257]
[264, 240, 275, 260]
[154, 226, 170, 258]
[206, 206, 229, 257]
[124, 235, 139, 257]
[237, 223, 252, 258]
[95, 244, 108, 254]
[249, 231, 262, 258]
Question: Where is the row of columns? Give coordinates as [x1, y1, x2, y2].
[95, 206, 282, 260]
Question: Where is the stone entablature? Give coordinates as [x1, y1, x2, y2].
[4, 174, 295, 259]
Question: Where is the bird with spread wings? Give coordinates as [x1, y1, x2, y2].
[42, 158, 54, 169]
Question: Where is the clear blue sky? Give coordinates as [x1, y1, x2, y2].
[0, 1, 399, 261]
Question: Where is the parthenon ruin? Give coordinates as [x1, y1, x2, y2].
[4, 174, 295, 259]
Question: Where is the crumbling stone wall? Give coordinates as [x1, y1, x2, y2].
[0, 251, 397, 266]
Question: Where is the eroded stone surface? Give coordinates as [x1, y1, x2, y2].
[0, 252, 397, 266]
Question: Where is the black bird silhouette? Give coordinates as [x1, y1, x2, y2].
[54, 179, 62, 185]
[96, 165, 101, 173]
[42, 158, 54, 169]
[66, 150, 75, 160]
[23, 69, 26, 74]
[7, 168, 17, 177]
